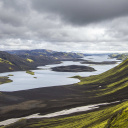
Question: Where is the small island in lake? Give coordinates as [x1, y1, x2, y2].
[81, 61, 118, 65]
[8, 74, 14, 76]
[51, 65, 96, 72]
[26, 70, 35, 75]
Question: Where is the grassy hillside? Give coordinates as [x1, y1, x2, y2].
[1, 58, 128, 128]
[71, 58, 128, 98]
[0, 51, 61, 73]
[5, 49, 85, 71]
[0, 51, 37, 73]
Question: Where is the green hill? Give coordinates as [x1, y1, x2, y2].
[0, 51, 60, 73]
[75, 58, 128, 97]
[0, 51, 36, 73]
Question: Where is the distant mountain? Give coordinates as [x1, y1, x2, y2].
[7, 49, 84, 61]
[0, 49, 84, 73]
[109, 53, 128, 60]
[84, 53, 111, 56]
[7, 49, 55, 56]
[51, 52, 84, 60]
[0, 51, 59, 73]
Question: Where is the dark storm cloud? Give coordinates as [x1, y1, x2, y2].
[0, 0, 128, 52]
[31, 0, 128, 25]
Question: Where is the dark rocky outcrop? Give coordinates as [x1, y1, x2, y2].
[51, 65, 96, 72]
[81, 60, 118, 65]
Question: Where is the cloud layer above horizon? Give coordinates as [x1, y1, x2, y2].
[0, 0, 128, 53]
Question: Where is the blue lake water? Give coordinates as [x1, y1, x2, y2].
[0, 55, 120, 92]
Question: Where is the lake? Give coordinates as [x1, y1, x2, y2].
[0, 55, 120, 92]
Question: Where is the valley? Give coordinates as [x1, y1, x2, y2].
[0, 0, 128, 127]
[0, 51, 128, 128]
[0, 49, 84, 73]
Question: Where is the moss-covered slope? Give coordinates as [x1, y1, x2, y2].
[74, 58, 128, 98]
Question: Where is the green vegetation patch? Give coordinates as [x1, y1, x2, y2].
[0, 58, 13, 65]
[26, 58, 34, 63]
[8, 74, 14, 76]
[0, 76, 13, 85]
[106, 107, 128, 128]
[55, 57, 58, 59]
[26, 70, 35, 75]
[8, 67, 13, 70]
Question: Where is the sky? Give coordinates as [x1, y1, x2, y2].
[0, 0, 128, 53]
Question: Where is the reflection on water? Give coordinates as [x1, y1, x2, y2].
[0, 55, 120, 92]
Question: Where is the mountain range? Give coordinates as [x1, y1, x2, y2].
[0, 49, 84, 73]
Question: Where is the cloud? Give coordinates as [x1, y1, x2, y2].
[0, 0, 30, 27]
[0, 0, 128, 53]
[31, 0, 128, 25]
